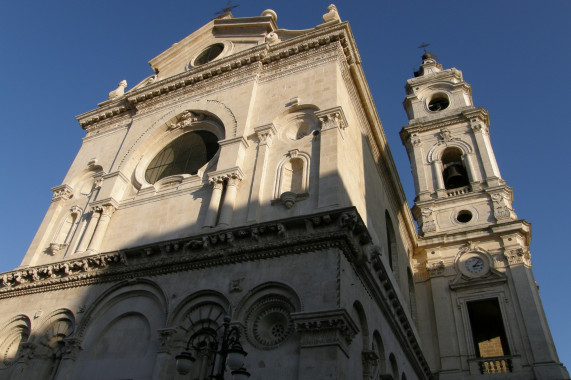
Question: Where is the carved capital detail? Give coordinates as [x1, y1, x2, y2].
[157, 328, 177, 354]
[61, 338, 82, 361]
[292, 309, 358, 354]
[51, 184, 73, 202]
[316, 106, 348, 132]
[426, 261, 446, 277]
[504, 247, 531, 267]
[254, 124, 277, 147]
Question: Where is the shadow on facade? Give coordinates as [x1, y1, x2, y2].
[0, 126, 427, 380]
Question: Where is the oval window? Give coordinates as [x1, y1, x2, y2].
[194, 44, 224, 66]
[428, 93, 450, 112]
[145, 131, 219, 184]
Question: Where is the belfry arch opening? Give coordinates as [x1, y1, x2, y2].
[441, 148, 470, 190]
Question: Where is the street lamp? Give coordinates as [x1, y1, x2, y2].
[176, 316, 250, 380]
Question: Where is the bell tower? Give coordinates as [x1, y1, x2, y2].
[401, 53, 569, 379]
[402, 52, 515, 236]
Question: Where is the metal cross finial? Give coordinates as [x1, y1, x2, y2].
[215, 1, 240, 16]
[418, 42, 430, 53]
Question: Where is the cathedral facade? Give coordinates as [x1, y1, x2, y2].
[0, 6, 567, 380]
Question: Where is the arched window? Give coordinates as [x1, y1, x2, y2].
[145, 131, 219, 184]
[441, 148, 469, 190]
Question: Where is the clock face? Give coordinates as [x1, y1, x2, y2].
[465, 257, 485, 274]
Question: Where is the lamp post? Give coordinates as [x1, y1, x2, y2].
[175, 316, 250, 380]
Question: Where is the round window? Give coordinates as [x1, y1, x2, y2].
[457, 210, 473, 223]
[428, 93, 450, 112]
[194, 43, 224, 66]
[145, 131, 219, 184]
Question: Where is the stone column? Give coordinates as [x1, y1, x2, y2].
[218, 174, 242, 227]
[247, 124, 276, 222]
[432, 160, 446, 197]
[462, 152, 481, 189]
[75, 209, 101, 253]
[85, 204, 116, 255]
[204, 178, 225, 228]
[53, 338, 82, 380]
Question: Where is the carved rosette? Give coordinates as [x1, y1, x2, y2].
[291, 309, 358, 355]
[51, 185, 73, 202]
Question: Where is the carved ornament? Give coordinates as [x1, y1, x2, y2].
[166, 110, 205, 130]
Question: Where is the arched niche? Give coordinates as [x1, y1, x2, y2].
[0, 315, 31, 371]
[72, 280, 167, 380]
[272, 150, 311, 208]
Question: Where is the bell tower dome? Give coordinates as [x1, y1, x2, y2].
[401, 53, 513, 236]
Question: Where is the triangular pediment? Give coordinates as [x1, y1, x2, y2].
[147, 13, 277, 81]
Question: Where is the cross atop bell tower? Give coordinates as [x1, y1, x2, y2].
[400, 53, 516, 236]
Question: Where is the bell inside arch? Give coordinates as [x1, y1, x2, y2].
[443, 164, 469, 189]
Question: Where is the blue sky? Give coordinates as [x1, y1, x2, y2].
[1, 0, 569, 369]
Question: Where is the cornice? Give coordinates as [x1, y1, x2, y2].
[400, 107, 489, 144]
[0, 208, 367, 298]
[416, 219, 531, 250]
[75, 22, 357, 131]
